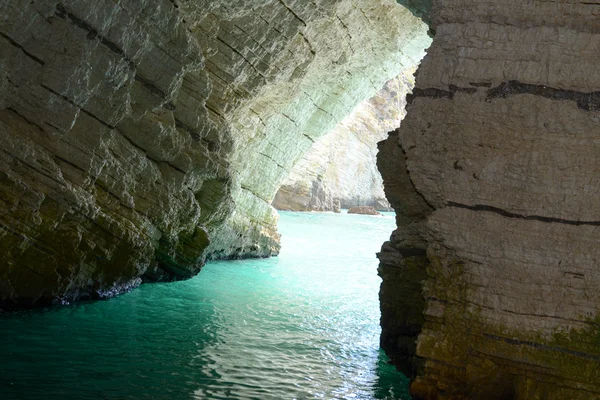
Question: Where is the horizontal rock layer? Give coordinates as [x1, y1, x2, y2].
[379, 1, 600, 398]
[0, 0, 429, 307]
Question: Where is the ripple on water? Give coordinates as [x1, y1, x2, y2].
[0, 212, 409, 399]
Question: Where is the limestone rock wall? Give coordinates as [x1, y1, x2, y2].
[378, 1, 600, 398]
[272, 68, 420, 212]
[0, 0, 429, 307]
[193, 0, 429, 258]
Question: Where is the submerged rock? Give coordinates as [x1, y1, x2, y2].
[347, 206, 381, 216]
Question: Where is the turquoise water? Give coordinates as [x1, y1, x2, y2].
[0, 211, 409, 399]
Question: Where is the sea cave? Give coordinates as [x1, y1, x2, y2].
[1, 0, 600, 399]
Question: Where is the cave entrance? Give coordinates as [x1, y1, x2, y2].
[259, 2, 432, 217]
[255, 2, 435, 396]
[271, 66, 418, 214]
[0, 0, 435, 398]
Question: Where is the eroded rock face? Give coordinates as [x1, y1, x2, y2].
[0, 0, 429, 308]
[272, 69, 419, 212]
[378, 1, 600, 398]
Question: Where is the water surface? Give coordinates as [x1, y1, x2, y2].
[0, 211, 409, 399]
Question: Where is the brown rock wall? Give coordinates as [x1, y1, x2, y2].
[378, 1, 600, 398]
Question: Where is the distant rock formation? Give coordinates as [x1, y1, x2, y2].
[273, 68, 415, 212]
[347, 206, 381, 216]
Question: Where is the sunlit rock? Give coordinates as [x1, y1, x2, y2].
[272, 68, 417, 212]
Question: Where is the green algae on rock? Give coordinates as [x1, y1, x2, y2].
[377, 2, 600, 398]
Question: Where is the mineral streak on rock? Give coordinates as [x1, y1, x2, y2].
[378, 1, 600, 398]
[272, 68, 420, 213]
[0, 0, 429, 308]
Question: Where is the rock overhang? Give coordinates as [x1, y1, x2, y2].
[0, 0, 430, 308]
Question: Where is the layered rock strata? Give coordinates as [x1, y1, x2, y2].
[0, 0, 429, 307]
[272, 68, 419, 212]
[378, 1, 600, 398]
